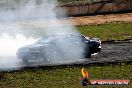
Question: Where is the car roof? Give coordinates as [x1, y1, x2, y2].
[44, 33, 80, 36]
[41, 33, 83, 38]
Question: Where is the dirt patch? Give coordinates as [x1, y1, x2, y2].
[7, 13, 132, 27]
[68, 13, 132, 26]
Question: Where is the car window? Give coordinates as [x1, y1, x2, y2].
[36, 36, 55, 44]
[36, 34, 84, 44]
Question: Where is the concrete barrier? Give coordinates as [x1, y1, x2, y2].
[58, 0, 132, 16]
[0, 0, 131, 17]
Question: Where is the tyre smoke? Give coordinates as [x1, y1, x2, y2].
[0, 0, 85, 70]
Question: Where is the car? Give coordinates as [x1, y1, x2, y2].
[16, 33, 101, 64]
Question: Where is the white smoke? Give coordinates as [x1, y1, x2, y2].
[0, 33, 36, 56]
[0, 0, 85, 70]
[0, 33, 37, 70]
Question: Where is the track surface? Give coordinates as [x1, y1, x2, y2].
[87, 42, 132, 63]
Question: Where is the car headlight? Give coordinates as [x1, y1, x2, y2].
[91, 38, 101, 44]
[98, 45, 101, 48]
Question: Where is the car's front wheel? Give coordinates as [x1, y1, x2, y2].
[84, 46, 91, 58]
[21, 55, 30, 65]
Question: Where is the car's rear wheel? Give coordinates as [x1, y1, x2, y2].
[23, 58, 29, 65]
[21, 55, 31, 65]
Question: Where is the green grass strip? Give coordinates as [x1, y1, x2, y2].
[77, 22, 132, 41]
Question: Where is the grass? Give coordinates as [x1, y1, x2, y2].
[77, 22, 132, 41]
[0, 63, 132, 88]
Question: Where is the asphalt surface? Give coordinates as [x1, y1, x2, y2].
[87, 42, 132, 63]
